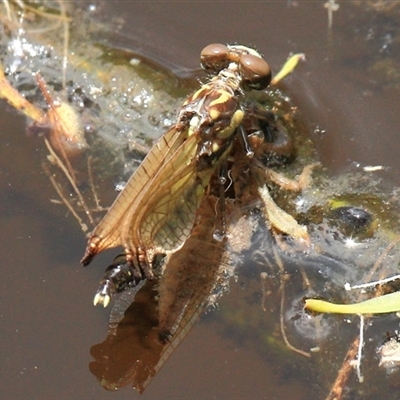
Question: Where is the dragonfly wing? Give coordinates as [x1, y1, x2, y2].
[81, 125, 188, 265]
[140, 164, 203, 252]
[129, 133, 211, 252]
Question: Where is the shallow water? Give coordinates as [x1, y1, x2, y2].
[2, 1, 400, 399]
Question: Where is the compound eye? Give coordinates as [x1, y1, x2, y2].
[239, 54, 272, 90]
[200, 43, 230, 74]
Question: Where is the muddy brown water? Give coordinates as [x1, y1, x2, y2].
[1, 1, 400, 399]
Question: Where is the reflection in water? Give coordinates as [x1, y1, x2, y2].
[90, 278, 161, 392]
[89, 196, 228, 392]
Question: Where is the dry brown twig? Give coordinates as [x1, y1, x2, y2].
[260, 244, 312, 358]
[44, 138, 95, 227]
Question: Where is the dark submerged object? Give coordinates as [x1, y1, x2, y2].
[329, 206, 373, 237]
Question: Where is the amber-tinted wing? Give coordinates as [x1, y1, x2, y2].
[118, 131, 205, 251]
[137, 162, 202, 251]
[82, 124, 192, 264]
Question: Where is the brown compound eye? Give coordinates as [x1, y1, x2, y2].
[200, 43, 230, 74]
[239, 54, 272, 90]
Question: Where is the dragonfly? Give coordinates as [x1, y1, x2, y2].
[81, 43, 307, 307]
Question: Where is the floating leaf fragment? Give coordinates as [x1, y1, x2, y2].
[305, 291, 400, 314]
[271, 53, 305, 85]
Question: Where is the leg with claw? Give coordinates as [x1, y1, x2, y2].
[257, 163, 320, 244]
[258, 185, 310, 244]
[265, 162, 320, 191]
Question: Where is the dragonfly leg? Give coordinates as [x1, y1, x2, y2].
[213, 163, 230, 241]
[265, 162, 320, 191]
[239, 124, 255, 158]
[258, 185, 310, 245]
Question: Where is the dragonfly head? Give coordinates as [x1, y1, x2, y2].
[200, 43, 272, 91]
